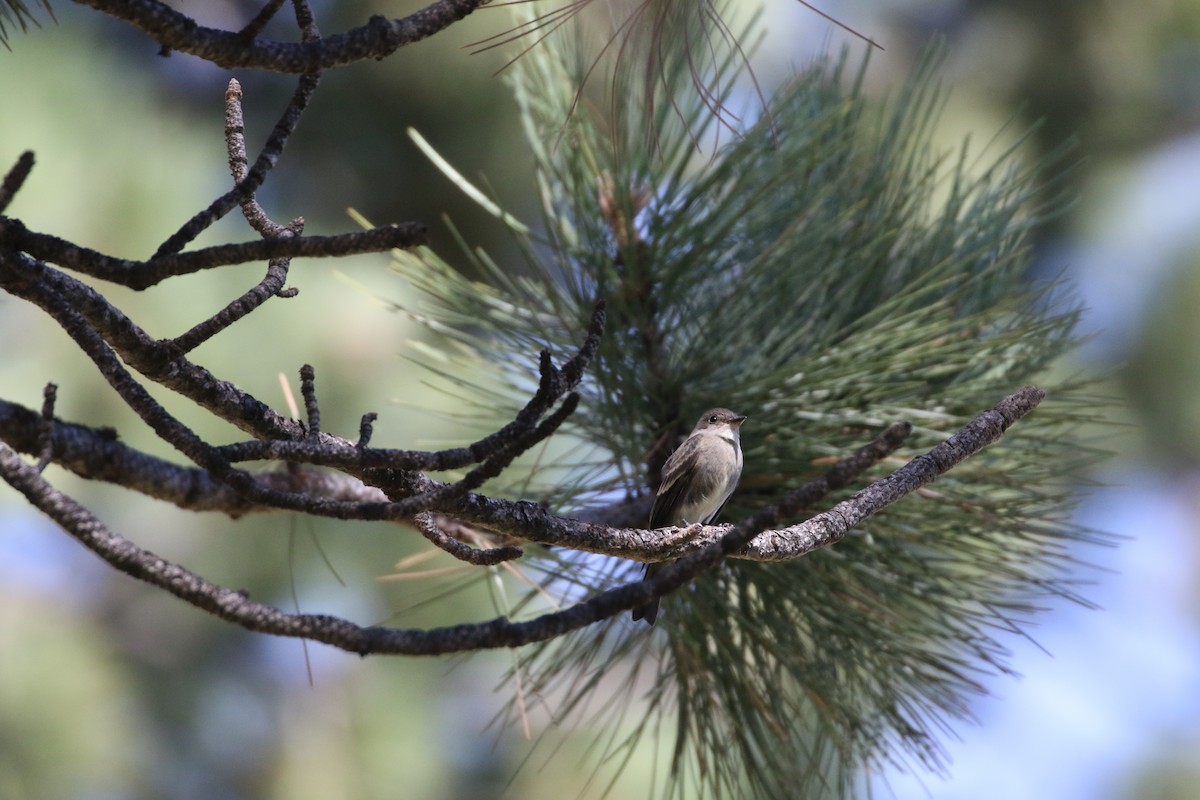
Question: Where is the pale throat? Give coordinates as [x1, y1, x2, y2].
[720, 429, 743, 468]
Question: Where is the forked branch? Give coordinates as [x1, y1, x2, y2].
[0, 387, 1045, 654]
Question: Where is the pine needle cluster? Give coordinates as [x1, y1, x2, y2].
[386, 15, 1110, 798]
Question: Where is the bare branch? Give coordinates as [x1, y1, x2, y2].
[0, 397, 391, 514]
[414, 511, 524, 565]
[291, 0, 320, 42]
[2, 244, 597, 526]
[236, 0, 287, 42]
[155, 72, 322, 257]
[76, 0, 491, 72]
[299, 364, 321, 437]
[356, 412, 379, 449]
[740, 420, 913, 531]
[0, 382, 1040, 580]
[167, 255, 297, 354]
[0, 258, 305, 440]
[222, 78, 299, 239]
[160, 80, 309, 352]
[3, 218, 427, 289]
[1, 398, 248, 513]
[0, 387, 1044, 655]
[0, 301, 602, 521]
[440, 387, 1047, 563]
[34, 381, 57, 472]
[0, 150, 34, 213]
[622, 387, 1046, 614]
[212, 301, 606, 472]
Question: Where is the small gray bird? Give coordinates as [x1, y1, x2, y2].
[632, 408, 746, 625]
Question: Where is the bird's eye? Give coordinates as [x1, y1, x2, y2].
[709, 415, 719, 424]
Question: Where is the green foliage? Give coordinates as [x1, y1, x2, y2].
[0, 0, 53, 48]
[386, 15, 1109, 799]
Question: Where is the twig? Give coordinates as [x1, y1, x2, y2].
[4, 218, 427, 289]
[0, 283, 600, 523]
[357, 413, 378, 448]
[237, 0, 288, 42]
[1, 259, 305, 440]
[0, 254, 594, 525]
[154, 72, 323, 257]
[414, 511, 524, 565]
[35, 382, 57, 472]
[421, 392, 581, 506]
[0, 150, 35, 213]
[742, 420, 913, 531]
[163, 79, 311, 352]
[167, 257, 297, 354]
[300, 364, 320, 436]
[291, 0, 320, 41]
[213, 301, 606, 471]
[76, 0, 492, 72]
[223, 78, 302, 238]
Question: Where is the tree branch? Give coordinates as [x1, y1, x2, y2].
[76, 0, 491, 72]
[2, 217, 427, 289]
[153, 71, 322, 257]
[0, 297, 605, 524]
[414, 511, 524, 565]
[0, 386, 1046, 655]
[0, 150, 34, 213]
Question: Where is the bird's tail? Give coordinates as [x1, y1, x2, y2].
[631, 562, 664, 625]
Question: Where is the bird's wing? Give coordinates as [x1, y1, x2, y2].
[702, 498, 731, 526]
[649, 435, 722, 527]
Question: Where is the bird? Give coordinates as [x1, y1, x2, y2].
[632, 407, 746, 625]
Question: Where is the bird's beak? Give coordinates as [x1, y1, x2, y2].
[731, 415, 747, 427]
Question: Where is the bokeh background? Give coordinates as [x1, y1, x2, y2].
[2, 1, 1199, 798]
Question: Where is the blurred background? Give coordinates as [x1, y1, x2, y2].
[1, 1, 1198, 798]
